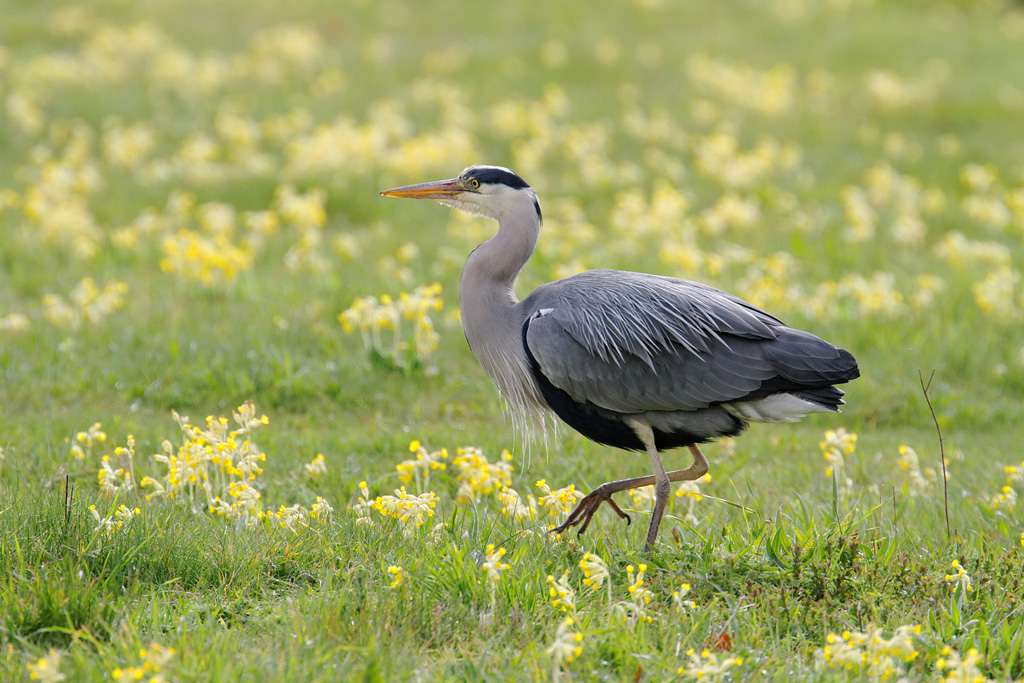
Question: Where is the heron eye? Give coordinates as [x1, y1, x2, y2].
[469, 178, 480, 189]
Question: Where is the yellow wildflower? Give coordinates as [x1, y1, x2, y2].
[396, 441, 448, 486]
[481, 544, 510, 583]
[453, 447, 512, 504]
[944, 560, 973, 593]
[388, 565, 408, 588]
[816, 624, 920, 679]
[673, 582, 696, 615]
[579, 552, 609, 592]
[304, 453, 327, 477]
[536, 479, 584, 519]
[28, 649, 65, 682]
[111, 642, 176, 683]
[372, 487, 439, 536]
[499, 487, 536, 521]
[679, 647, 744, 681]
[546, 571, 576, 612]
[820, 427, 856, 483]
[546, 616, 583, 669]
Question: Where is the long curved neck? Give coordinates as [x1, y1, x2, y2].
[462, 198, 540, 295]
[456, 188, 550, 428]
[459, 195, 540, 368]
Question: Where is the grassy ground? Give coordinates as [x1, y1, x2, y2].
[2, 0, 1024, 680]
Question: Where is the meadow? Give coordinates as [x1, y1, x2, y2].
[2, 0, 1024, 680]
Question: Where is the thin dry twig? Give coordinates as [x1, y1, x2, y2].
[919, 370, 950, 540]
[64, 475, 74, 529]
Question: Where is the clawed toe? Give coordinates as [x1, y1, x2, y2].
[550, 485, 632, 538]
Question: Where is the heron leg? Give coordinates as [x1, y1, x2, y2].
[642, 426, 671, 551]
[550, 429, 710, 549]
[641, 437, 709, 550]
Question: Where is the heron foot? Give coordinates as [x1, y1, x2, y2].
[550, 483, 632, 538]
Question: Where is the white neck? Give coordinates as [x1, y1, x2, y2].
[457, 187, 542, 407]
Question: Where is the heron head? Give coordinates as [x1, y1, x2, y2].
[381, 165, 540, 222]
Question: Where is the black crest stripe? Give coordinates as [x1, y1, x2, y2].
[470, 167, 530, 189]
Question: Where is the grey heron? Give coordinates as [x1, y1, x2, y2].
[381, 165, 859, 551]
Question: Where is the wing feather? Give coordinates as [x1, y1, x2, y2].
[520, 270, 857, 414]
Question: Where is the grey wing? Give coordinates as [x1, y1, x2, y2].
[521, 270, 854, 414]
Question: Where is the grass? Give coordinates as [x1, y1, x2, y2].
[2, 0, 1024, 680]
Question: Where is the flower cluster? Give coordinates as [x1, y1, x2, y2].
[603, 184, 690, 267]
[498, 487, 538, 522]
[382, 441, 559, 527]
[303, 453, 327, 477]
[452, 447, 513, 505]
[396, 440, 448, 488]
[615, 563, 654, 625]
[546, 616, 584, 670]
[15, 123, 104, 258]
[687, 54, 796, 117]
[627, 484, 656, 511]
[934, 647, 995, 683]
[278, 185, 329, 274]
[537, 552, 713, 672]
[535, 479, 584, 522]
[943, 560, 973, 595]
[896, 444, 938, 495]
[841, 163, 944, 247]
[159, 229, 254, 285]
[98, 453, 134, 496]
[0, 312, 31, 332]
[863, 68, 944, 110]
[268, 499, 333, 531]
[821, 427, 857, 487]
[141, 403, 269, 524]
[27, 649, 65, 683]
[339, 283, 444, 372]
[673, 582, 696, 616]
[546, 571, 577, 613]
[371, 487, 440, 536]
[679, 648, 744, 682]
[815, 625, 920, 680]
[674, 472, 713, 524]
[993, 484, 1018, 512]
[987, 457, 1024, 513]
[481, 544, 510, 583]
[693, 133, 800, 189]
[972, 267, 1020, 318]
[108, 181, 330, 288]
[579, 552, 610, 593]
[43, 278, 128, 329]
[815, 273, 908, 319]
[71, 422, 107, 460]
[481, 543, 511, 608]
[75, 401, 336, 534]
[933, 231, 1011, 270]
[958, 163, 1024, 233]
[944, 162, 1024, 319]
[111, 642, 176, 683]
[352, 480, 374, 526]
[387, 565, 408, 589]
[67, 425, 138, 496]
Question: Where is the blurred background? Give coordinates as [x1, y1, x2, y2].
[1, 0, 1023, 511]
[4, 1, 1024, 680]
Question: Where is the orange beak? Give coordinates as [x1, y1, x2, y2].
[380, 178, 462, 199]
